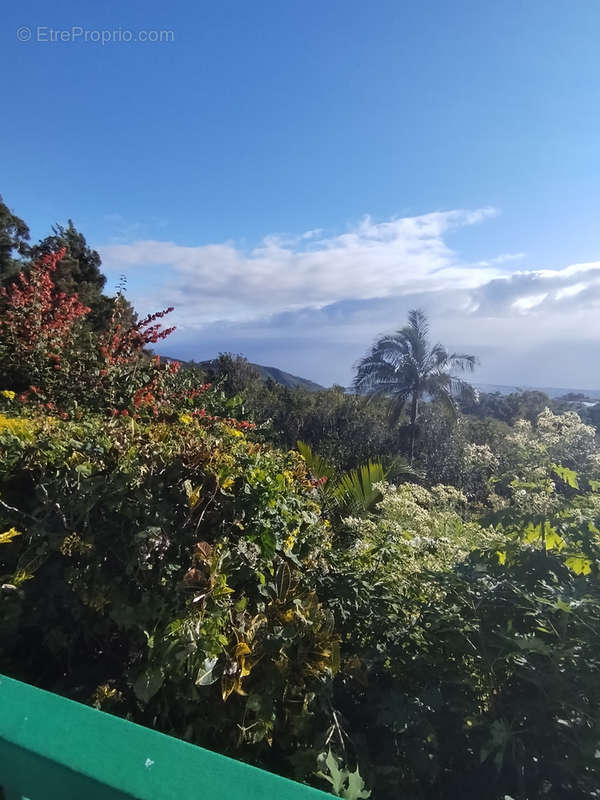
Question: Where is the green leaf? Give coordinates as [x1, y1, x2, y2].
[297, 441, 336, 486]
[133, 667, 164, 703]
[523, 522, 542, 544]
[552, 464, 579, 489]
[565, 555, 592, 575]
[324, 750, 345, 796]
[545, 527, 566, 552]
[343, 767, 371, 800]
[514, 636, 551, 655]
[259, 529, 276, 559]
[195, 656, 219, 686]
[75, 461, 93, 477]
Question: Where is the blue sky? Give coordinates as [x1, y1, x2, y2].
[2, 0, 600, 388]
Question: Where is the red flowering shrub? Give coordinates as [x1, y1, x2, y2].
[99, 305, 176, 367]
[0, 249, 90, 396]
[0, 250, 255, 432]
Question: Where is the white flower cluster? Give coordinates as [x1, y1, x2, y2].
[344, 482, 498, 583]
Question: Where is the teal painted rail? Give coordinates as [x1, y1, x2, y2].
[0, 674, 331, 800]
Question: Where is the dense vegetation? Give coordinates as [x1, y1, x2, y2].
[1, 202, 600, 799]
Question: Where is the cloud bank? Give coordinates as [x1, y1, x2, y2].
[99, 209, 600, 389]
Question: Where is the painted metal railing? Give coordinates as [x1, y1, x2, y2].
[0, 674, 330, 800]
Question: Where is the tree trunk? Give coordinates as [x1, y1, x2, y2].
[409, 391, 419, 463]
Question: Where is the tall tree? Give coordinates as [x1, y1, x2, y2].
[353, 309, 478, 461]
[203, 353, 263, 396]
[0, 194, 30, 283]
[30, 221, 133, 331]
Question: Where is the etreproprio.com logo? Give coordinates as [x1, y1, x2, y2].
[16, 26, 175, 44]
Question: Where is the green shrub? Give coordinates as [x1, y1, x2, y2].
[0, 409, 337, 773]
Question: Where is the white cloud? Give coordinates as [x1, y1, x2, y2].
[97, 208, 600, 389]
[555, 282, 587, 300]
[100, 208, 502, 325]
[511, 293, 548, 312]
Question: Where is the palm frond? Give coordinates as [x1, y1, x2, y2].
[426, 342, 449, 370]
[333, 461, 386, 515]
[297, 441, 337, 488]
[407, 308, 429, 339]
[387, 456, 424, 482]
[449, 376, 479, 402]
[426, 374, 477, 418]
[352, 310, 478, 450]
[447, 353, 479, 372]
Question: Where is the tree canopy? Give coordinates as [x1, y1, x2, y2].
[1, 203, 600, 800]
[354, 309, 478, 459]
[0, 194, 30, 282]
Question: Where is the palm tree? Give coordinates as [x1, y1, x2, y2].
[353, 309, 478, 462]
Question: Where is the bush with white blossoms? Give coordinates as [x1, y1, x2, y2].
[499, 409, 599, 482]
[343, 481, 500, 583]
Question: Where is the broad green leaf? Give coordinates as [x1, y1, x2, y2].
[195, 656, 219, 686]
[324, 749, 345, 796]
[344, 767, 371, 800]
[545, 527, 566, 552]
[552, 464, 579, 489]
[523, 522, 542, 544]
[565, 555, 592, 575]
[133, 667, 164, 703]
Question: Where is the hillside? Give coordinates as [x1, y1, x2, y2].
[250, 363, 324, 391]
[194, 359, 324, 391]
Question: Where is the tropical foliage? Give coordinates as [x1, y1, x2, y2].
[1, 211, 600, 800]
[354, 309, 477, 460]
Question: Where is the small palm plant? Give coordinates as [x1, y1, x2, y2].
[353, 309, 478, 462]
[297, 441, 418, 516]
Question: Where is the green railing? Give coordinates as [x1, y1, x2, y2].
[0, 674, 331, 800]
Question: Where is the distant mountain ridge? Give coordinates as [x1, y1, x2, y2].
[249, 363, 324, 391]
[171, 356, 599, 399]
[194, 359, 324, 391]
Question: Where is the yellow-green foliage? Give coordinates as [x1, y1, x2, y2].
[2, 402, 600, 799]
[0, 409, 337, 761]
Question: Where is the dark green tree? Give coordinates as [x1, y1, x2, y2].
[30, 220, 133, 330]
[0, 194, 30, 283]
[203, 353, 263, 396]
[354, 309, 478, 461]
[462, 389, 550, 425]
